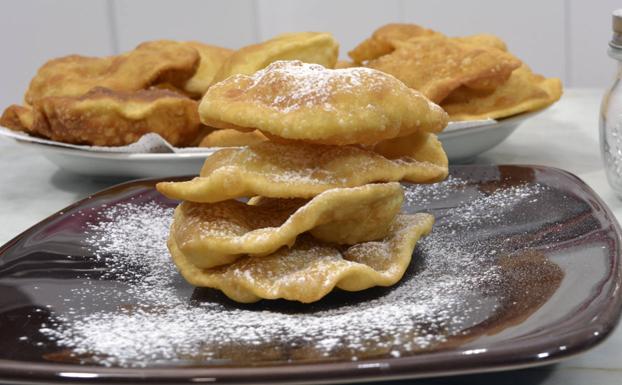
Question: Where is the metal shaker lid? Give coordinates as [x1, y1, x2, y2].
[611, 9, 622, 49]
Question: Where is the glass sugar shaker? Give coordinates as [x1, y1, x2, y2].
[600, 9, 622, 196]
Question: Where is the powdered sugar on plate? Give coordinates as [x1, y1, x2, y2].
[40, 178, 551, 368]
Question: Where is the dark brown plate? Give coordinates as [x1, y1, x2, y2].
[0, 165, 620, 384]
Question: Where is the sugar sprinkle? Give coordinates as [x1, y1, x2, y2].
[41, 179, 548, 367]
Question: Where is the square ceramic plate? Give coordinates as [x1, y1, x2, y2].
[0, 165, 620, 384]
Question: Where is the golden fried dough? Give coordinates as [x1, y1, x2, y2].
[199, 129, 267, 147]
[0, 104, 40, 137]
[171, 183, 403, 268]
[212, 32, 339, 84]
[200, 60, 448, 145]
[455, 34, 508, 51]
[372, 130, 448, 169]
[156, 133, 447, 202]
[349, 23, 508, 63]
[182, 42, 233, 97]
[169, 213, 434, 303]
[334, 60, 357, 69]
[442, 65, 563, 121]
[25, 40, 200, 103]
[348, 23, 440, 63]
[367, 36, 521, 103]
[2, 87, 201, 146]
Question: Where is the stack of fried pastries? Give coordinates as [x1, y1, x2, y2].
[1, 32, 340, 147]
[157, 60, 448, 303]
[349, 23, 562, 121]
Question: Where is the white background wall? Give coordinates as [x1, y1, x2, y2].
[0, 0, 619, 109]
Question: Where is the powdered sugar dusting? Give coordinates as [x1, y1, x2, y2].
[40, 179, 550, 368]
[405, 175, 469, 206]
[245, 60, 385, 113]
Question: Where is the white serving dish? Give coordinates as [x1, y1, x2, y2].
[1, 111, 538, 178]
[17, 141, 216, 178]
[439, 111, 539, 163]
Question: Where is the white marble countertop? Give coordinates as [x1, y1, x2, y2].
[0, 88, 620, 384]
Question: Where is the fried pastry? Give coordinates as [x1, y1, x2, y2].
[455, 34, 508, 51]
[211, 32, 339, 84]
[348, 23, 441, 63]
[2, 87, 201, 146]
[367, 36, 522, 103]
[25, 40, 200, 103]
[372, 130, 448, 167]
[334, 60, 357, 69]
[0, 104, 40, 137]
[171, 183, 403, 268]
[352, 33, 508, 66]
[156, 133, 447, 202]
[199, 60, 448, 145]
[349, 23, 507, 64]
[441, 65, 563, 121]
[169, 213, 434, 303]
[182, 42, 233, 97]
[199, 129, 267, 147]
